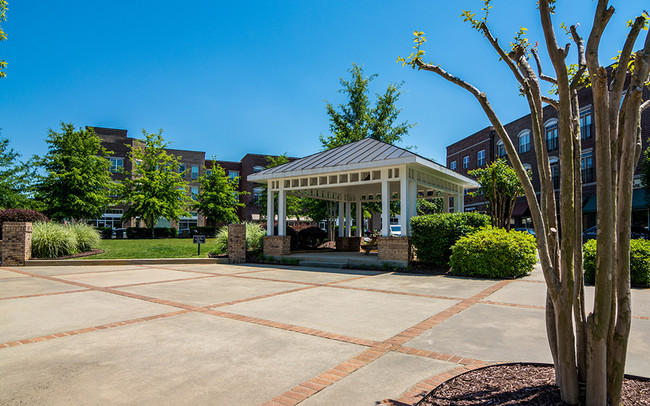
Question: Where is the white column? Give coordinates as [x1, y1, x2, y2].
[278, 189, 286, 236]
[266, 188, 274, 236]
[338, 201, 344, 237]
[356, 200, 363, 237]
[454, 191, 464, 213]
[381, 175, 390, 237]
[443, 193, 450, 213]
[408, 180, 417, 236]
[400, 175, 408, 237]
[345, 201, 352, 237]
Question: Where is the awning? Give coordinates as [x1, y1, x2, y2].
[512, 200, 530, 217]
[582, 190, 649, 213]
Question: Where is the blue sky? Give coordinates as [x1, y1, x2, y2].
[1, 1, 647, 164]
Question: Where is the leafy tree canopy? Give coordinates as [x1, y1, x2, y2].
[0, 0, 7, 78]
[36, 123, 114, 221]
[0, 134, 37, 209]
[120, 130, 190, 234]
[319, 63, 413, 150]
[193, 159, 247, 230]
[468, 159, 525, 230]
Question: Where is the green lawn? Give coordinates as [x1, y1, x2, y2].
[76, 238, 218, 259]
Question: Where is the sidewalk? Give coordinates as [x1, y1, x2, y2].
[0, 263, 648, 405]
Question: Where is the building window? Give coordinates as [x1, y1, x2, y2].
[178, 164, 186, 175]
[546, 121, 558, 151]
[580, 108, 592, 139]
[253, 166, 264, 172]
[179, 212, 198, 230]
[581, 151, 594, 183]
[462, 156, 469, 169]
[551, 164, 560, 189]
[449, 160, 456, 171]
[253, 187, 264, 205]
[191, 166, 199, 179]
[497, 140, 506, 158]
[477, 150, 485, 167]
[519, 131, 531, 153]
[229, 170, 240, 180]
[191, 187, 199, 201]
[87, 208, 123, 229]
[109, 157, 124, 173]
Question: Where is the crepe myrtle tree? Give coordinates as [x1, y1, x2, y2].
[399, 1, 649, 405]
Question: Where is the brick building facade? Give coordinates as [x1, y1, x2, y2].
[90, 127, 292, 232]
[446, 86, 650, 230]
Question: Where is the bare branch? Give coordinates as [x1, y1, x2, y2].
[586, 0, 614, 72]
[611, 16, 647, 101]
[542, 95, 560, 109]
[479, 23, 526, 86]
[531, 47, 557, 84]
[570, 25, 587, 90]
[641, 99, 650, 113]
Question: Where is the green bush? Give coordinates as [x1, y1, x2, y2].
[410, 212, 491, 265]
[95, 227, 113, 239]
[584, 239, 650, 286]
[31, 222, 79, 258]
[449, 227, 537, 278]
[68, 223, 101, 252]
[212, 222, 267, 255]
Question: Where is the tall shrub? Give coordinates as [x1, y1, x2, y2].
[410, 212, 490, 265]
[31, 222, 78, 258]
[68, 223, 101, 252]
[450, 227, 537, 278]
[584, 239, 650, 287]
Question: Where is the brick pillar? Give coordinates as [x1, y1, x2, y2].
[377, 236, 412, 262]
[263, 236, 291, 256]
[228, 224, 246, 264]
[1, 222, 33, 266]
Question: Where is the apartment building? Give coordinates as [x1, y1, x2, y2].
[89, 127, 292, 231]
[446, 86, 650, 230]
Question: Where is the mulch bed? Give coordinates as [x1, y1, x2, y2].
[36, 249, 104, 260]
[418, 363, 650, 406]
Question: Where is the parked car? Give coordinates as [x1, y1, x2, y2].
[582, 225, 650, 242]
[389, 225, 401, 237]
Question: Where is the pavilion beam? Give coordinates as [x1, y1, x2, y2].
[338, 201, 344, 237]
[408, 180, 417, 236]
[345, 201, 351, 237]
[278, 189, 287, 236]
[267, 189, 275, 236]
[381, 170, 390, 237]
[400, 173, 408, 236]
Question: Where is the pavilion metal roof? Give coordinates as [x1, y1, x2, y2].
[248, 138, 477, 188]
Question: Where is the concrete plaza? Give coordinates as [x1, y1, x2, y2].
[0, 263, 648, 405]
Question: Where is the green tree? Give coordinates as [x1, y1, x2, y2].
[259, 154, 304, 221]
[641, 144, 650, 200]
[0, 135, 36, 209]
[416, 198, 443, 216]
[120, 130, 190, 237]
[401, 1, 649, 404]
[193, 160, 247, 231]
[0, 0, 8, 78]
[36, 123, 114, 221]
[468, 159, 524, 230]
[319, 63, 413, 150]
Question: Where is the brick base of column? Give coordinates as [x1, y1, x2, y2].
[228, 224, 246, 264]
[1, 222, 33, 266]
[335, 237, 361, 252]
[263, 236, 291, 256]
[377, 236, 412, 262]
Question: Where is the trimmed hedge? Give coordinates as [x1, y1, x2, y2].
[95, 227, 113, 239]
[584, 239, 650, 286]
[410, 212, 491, 265]
[126, 227, 177, 239]
[449, 227, 537, 278]
[189, 226, 217, 238]
[0, 209, 49, 239]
